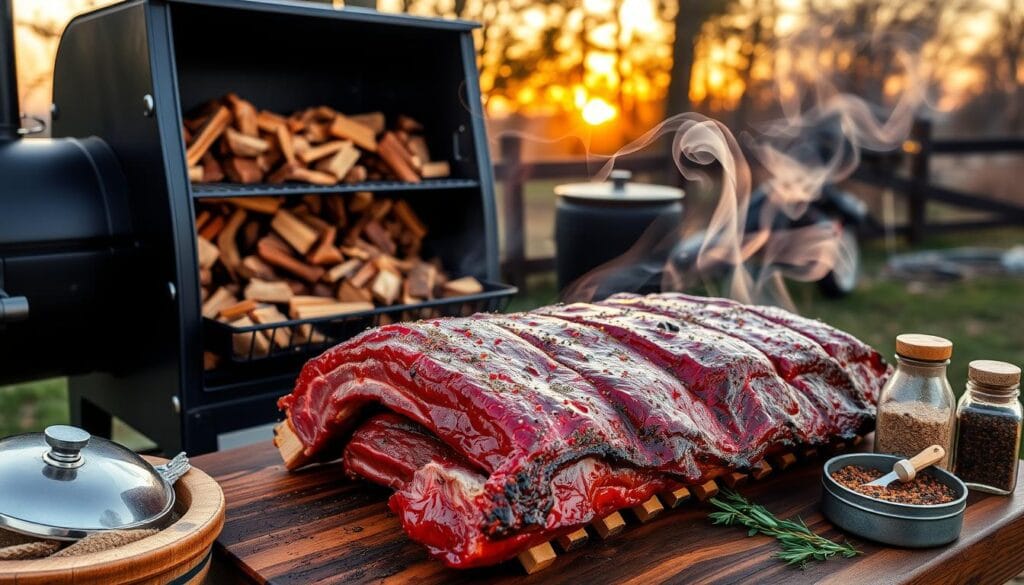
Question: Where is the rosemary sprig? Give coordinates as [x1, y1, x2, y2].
[708, 489, 859, 568]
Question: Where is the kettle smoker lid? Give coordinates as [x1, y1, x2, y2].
[555, 169, 684, 203]
[0, 425, 175, 540]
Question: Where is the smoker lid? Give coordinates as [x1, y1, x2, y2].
[0, 425, 182, 541]
[555, 170, 684, 203]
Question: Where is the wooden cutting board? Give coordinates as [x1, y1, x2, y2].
[193, 441, 1024, 584]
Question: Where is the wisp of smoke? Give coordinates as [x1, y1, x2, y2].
[562, 28, 928, 310]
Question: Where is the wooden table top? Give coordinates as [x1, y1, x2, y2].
[193, 441, 1024, 585]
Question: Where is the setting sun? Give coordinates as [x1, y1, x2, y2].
[581, 96, 617, 125]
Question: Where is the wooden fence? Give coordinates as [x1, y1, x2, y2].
[493, 120, 1024, 289]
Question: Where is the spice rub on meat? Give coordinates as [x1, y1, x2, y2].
[277, 292, 892, 568]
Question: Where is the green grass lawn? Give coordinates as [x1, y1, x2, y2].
[2, 228, 1022, 442]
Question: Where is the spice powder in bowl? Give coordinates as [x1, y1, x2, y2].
[831, 465, 957, 505]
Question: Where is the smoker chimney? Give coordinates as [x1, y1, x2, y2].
[0, 0, 19, 141]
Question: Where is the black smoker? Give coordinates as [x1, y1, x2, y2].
[0, 0, 503, 454]
[555, 170, 684, 297]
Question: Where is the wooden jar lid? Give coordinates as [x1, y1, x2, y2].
[896, 334, 953, 361]
[969, 360, 1021, 387]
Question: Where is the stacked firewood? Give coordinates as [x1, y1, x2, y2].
[183, 93, 451, 185]
[197, 192, 482, 362]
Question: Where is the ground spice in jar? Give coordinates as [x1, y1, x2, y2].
[831, 465, 956, 505]
[954, 409, 1019, 491]
[875, 402, 953, 468]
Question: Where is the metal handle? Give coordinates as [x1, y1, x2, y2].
[609, 169, 631, 193]
[155, 452, 191, 485]
[43, 425, 90, 468]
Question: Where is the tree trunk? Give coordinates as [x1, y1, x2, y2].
[665, 0, 728, 115]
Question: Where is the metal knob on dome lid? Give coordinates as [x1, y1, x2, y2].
[43, 424, 90, 468]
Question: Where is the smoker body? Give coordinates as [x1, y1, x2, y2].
[34, 0, 500, 454]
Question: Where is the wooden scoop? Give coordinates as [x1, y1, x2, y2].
[863, 445, 946, 488]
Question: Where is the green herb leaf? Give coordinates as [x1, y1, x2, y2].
[708, 489, 860, 568]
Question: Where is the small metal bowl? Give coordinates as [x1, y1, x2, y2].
[821, 453, 967, 547]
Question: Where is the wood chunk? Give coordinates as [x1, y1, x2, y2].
[276, 125, 296, 166]
[324, 259, 362, 283]
[194, 210, 211, 232]
[325, 195, 348, 227]
[224, 196, 282, 214]
[350, 112, 385, 135]
[186, 105, 231, 166]
[851, 435, 864, 446]
[230, 316, 270, 358]
[201, 287, 236, 319]
[371, 268, 402, 305]
[257, 240, 325, 283]
[349, 261, 379, 289]
[801, 447, 819, 460]
[772, 452, 798, 470]
[312, 106, 337, 121]
[554, 528, 589, 552]
[312, 282, 334, 298]
[218, 298, 257, 321]
[250, 306, 293, 349]
[338, 280, 373, 303]
[223, 157, 263, 184]
[286, 279, 309, 295]
[295, 210, 332, 233]
[217, 209, 247, 279]
[396, 114, 423, 133]
[316, 141, 360, 180]
[378, 132, 420, 182]
[631, 496, 665, 523]
[244, 278, 294, 303]
[271, 209, 320, 254]
[287, 295, 336, 318]
[257, 110, 287, 133]
[340, 245, 371, 261]
[443, 276, 483, 297]
[517, 542, 556, 575]
[225, 128, 270, 157]
[256, 147, 281, 172]
[203, 351, 219, 371]
[201, 152, 225, 182]
[722, 471, 749, 489]
[392, 200, 427, 239]
[693, 480, 719, 501]
[329, 114, 378, 151]
[303, 122, 330, 144]
[240, 255, 277, 280]
[407, 262, 437, 299]
[290, 167, 339, 186]
[750, 460, 773, 480]
[308, 227, 343, 266]
[591, 512, 626, 539]
[367, 199, 393, 221]
[421, 160, 451, 178]
[196, 235, 219, 270]
[406, 135, 430, 162]
[349, 191, 374, 213]
[363, 220, 396, 255]
[225, 93, 258, 136]
[298, 140, 348, 165]
[274, 419, 311, 471]
[199, 268, 212, 286]
[662, 486, 691, 508]
[188, 165, 203, 182]
[343, 165, 367, 184]
[294, 301, 374, 319]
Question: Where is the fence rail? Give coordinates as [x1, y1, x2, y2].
[496, 119, 1024, 289]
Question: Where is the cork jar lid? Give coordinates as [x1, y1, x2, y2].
[895, 334, 953, 361]
[969, 360, 1021, 387]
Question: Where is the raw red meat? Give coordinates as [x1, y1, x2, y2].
[278, 293, 890, 568]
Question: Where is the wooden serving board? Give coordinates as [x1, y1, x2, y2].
[193, 442, 1024, 584]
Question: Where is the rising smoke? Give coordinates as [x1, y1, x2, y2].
[562, 29, 928, 310]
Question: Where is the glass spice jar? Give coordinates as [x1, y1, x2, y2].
[874, 334, 955, 469]
[953, 360, 1023, 495]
